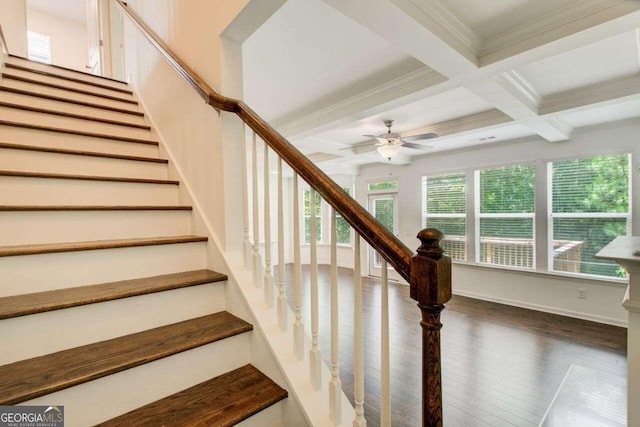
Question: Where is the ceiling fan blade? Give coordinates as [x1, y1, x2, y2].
[403, 142, 434, 151]
[362, 134, 378, 138]
[340, 141, 375, 150]
[403, 132, 438, 142]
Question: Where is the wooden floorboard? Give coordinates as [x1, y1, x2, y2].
[282, 265, 627, 427]
[0, 269, 226, 319]
[0, 312, 252, 405]
[96, 364, 287, 427]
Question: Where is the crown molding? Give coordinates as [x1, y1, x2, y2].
[403, 109, 513, 141]
[392, 0, 481, 54]
[540, 74, 640, 116]
[273, 66, 448, 138]
[480, 0, 637, 62]
[498, 70, 541, 111]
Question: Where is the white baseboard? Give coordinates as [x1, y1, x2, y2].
[453, 289, 628, 328]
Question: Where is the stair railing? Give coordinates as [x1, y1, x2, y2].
[114, 2, 452, 425]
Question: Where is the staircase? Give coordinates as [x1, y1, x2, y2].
[0, 55, 287, 426]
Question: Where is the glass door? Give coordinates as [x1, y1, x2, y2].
[368, 193, 402, 281]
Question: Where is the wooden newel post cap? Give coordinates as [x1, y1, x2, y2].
[410, 228, 452, 306]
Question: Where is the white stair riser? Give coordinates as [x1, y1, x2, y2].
[0, 90, 147, 126]
[0, 149, 167, 180]
[0, 284, 226, 364]
[237, 402, 284, 427]
[6, 57, 129, 91]
[0, 106, 152, 139]
[4, 68, 137, 100]
[0, 242, 207, 295]
[1, 79, 141, 113]
[0, 176, 179, 205]
[0, 210, 191, 245]
[0, 125, 159, 157]
[23, 334, 251, 427]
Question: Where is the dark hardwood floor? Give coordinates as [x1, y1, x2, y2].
[281, 265, 627, 427]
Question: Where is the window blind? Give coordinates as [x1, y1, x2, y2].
[550, 154, 630, 278]
[27, 31, 52, 64]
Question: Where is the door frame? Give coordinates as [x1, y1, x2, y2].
[367, 192, 402, 281]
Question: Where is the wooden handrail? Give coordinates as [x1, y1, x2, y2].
[115, 0, 413, 281]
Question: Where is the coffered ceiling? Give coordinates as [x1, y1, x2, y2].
[243, 0, 640, 170]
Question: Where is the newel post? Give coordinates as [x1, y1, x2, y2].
[410, 229, 452, 427]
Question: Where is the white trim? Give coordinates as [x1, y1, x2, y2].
[453, 288, 628, 327]
[481, 0, 631, 57]
[498, 70, 541, 110]
[394, 0, 481, 53]
[274, 66, 447, 138]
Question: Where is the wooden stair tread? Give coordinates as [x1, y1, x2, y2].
[0, 269, 226, 319]
[0, 120, 157, 145]
[96, 364, 287, 427]
[0, 101, 151, 129]
[0, 87, 144, 116]
[8, 54, 129, 85]
[2, 73, 138, 105]
[0, 235, 208, 257]
[0, 205, 192, 211]
[0, 142, 167, 163]
[0, 170, 177, 184]
[5, 63, 134, 94]
[0, 312, 253, 405]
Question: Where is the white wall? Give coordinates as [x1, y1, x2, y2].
[0, 0, 28, 56]
[355, 119, 640, 326]
[26, 8, 88, 71]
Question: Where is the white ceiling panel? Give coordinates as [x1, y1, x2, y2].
[441, 0, 577, 39]
[310, 88, 494, 145]
[517, 31, 639, 96]
[243, 0, 412, 121]
[559, 99, 640, 128]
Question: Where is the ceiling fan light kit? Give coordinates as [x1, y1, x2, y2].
[351, 119, 438, 160]
[377, 143, 402, 160]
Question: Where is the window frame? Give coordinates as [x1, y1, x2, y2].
[474, 162, 536, 270]
[547, 152, 632, 280]
[422, 172, 467, 261]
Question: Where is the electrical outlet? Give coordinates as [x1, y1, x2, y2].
[578, 288, 587, 299]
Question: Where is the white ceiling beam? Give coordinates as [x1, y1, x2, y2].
[479, 1, 640, 68]
[273, 59, 452, 139]
[540, 74, 640, 116]
[322, 0, 478, 77]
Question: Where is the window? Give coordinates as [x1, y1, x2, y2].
[304, 189, 322, 243]
[335, 187, 352, 244]
[550, 154, 630, 278]
[477, 164, 535, 268]
[27, 31, 51, 64]
[423, 173, 466, 261]
[368, 180, 397, 191]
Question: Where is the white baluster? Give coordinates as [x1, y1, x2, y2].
[241, 124, 251, 268]
[277, 157, 288, 331]
[292, 173, 304, 359]
[381, 258, 391, 427]
[263, 142, 273, 307]
[353, 237, 366, 427]
[251, 131, 262, 286]
[329, 207, 342, 424]
[309, 188, 321, 390]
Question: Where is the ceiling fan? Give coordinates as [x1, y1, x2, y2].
[346, 120, 438, 160]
